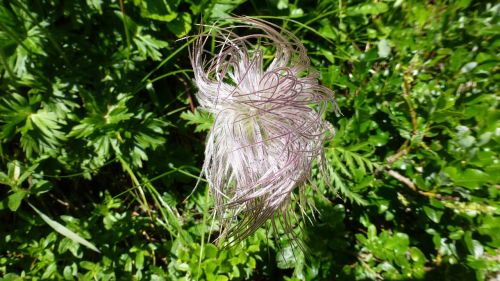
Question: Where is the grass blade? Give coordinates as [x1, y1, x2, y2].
[29, 203, 100, 253]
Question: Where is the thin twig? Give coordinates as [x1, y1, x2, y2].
[402, 67, 418, 135]
[387, 170, 418, 192]
[386, 169, 459, 201]
[179, 76, 195, 112]
[386, 140, 409, 165]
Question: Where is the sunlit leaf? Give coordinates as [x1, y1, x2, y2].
[29, 203, 100, 253]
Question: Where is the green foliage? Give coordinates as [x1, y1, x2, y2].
[0, 0, 498, 280]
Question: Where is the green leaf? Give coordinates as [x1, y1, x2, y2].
[444, 167, 490, 189]
[0, 273, 24, 281]
[277, 244, 301, 269]
[133, 33, 169, 61]
[58, 237, 82, 258]
[276, 0, 288, 10]
[135, 0, 178, 22]
[180, 110, 213, 132]
[204, 243, 218, 259]
[0, 93, 32, 139]
[29, 203, 100, 253]
[176, 262, 190, 271]
[331, 170, 368, 205]
[7, 190, 26, 211]
[19, 110, 66, 157]
[409, 247, 426, 265]
[209, 0, 246, 18]
[167, 13, 192, 38]
[86, 0, 103, 13]
[423, 206, 443, 224]
[347, 3, 389, 16]
[464, 232, 484, 258]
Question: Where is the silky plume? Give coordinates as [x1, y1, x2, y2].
[190, 17, 337, 245]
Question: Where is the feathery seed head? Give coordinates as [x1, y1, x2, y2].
[190, 17, 337, 244]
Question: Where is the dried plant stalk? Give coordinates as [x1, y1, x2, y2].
[190, 17, 337, 245]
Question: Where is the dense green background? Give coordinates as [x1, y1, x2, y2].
[0, 0, 498, 280]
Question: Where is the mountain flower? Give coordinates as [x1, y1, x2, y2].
[190, 17, 337, 244]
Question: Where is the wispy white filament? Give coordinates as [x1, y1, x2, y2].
[190, 17, 337, 244]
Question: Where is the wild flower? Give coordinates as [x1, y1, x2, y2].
[190, 17, 337, 244]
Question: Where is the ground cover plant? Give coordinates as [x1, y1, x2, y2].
[0, 0, 498, 280]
